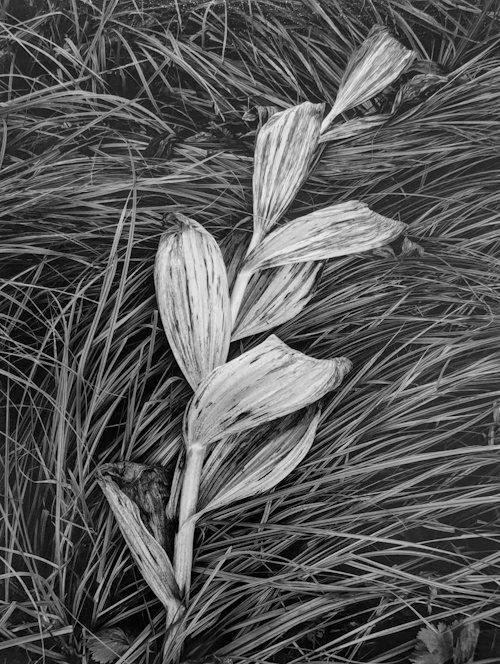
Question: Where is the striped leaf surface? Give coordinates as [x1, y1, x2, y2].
[97, 471, 182, 614]
[154, 213, 231, 391]
[231, 261, 323, 341]
[252, 101, 325, 248]
[244, 201, 407, 271]
[184, 335, 351, 449]
[197, 406, 321, 516]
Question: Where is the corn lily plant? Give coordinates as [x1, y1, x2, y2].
[97, 25, 412, 664]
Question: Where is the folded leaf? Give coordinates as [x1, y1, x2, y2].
[155, 213, 231, 391]
[198, 406, 321, 515]
[184, 334, 351, 448]
[244, 201, 407, 272]
[321, 26, 415, 133]
[253, 102, 325, 247]
[231, 261, 323, 341]
[98, 462, 173, 554]
[97, 470, 182, 615]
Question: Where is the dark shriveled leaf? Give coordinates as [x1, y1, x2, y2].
[98, 461, 174, 553]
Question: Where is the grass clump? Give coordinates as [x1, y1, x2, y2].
[1, 1, 500, 663]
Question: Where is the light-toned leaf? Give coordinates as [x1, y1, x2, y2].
[321, 26, 415, 133]
[97, 470, 182, 615]
[231, 261, 323, 341]
[198, 408, 314, 507]
[198, 406, 321, 515]
[184, 334, 351, 448]
[253, 102, 325, 246]
[244, 201, 407, 272]
[87, 628, 133, 664]
[318, 114, 389, 144]
[154, 213, 231, 391]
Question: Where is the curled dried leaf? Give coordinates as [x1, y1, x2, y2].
[97, 470, 182, 615]
[318, 114, 389, 144]
[99, 462, 173, 553]
[322, 26, 415, 132]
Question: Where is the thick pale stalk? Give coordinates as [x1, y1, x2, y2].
[173, 444, 205, 597]
[230, 267, 253, 325]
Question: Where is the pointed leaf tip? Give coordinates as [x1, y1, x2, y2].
[253, 101, 325, 244]
[154, 213, 231, 391]
[245, 201, 407, 272]
[184, 334, 351, 448]
[322, 26, 415, 133]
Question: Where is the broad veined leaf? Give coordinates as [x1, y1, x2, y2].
[253, 101, 325, 247]
[244, 201, 407, 272]
[184, 334, 351, 449]
[321, 26, 415, 133]
[154, 213, 231, 391]
[197, 406, 321, 515]
[231, 261, 323, 341]
[97, 470, 182, 615]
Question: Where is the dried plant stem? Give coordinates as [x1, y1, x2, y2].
[173, 444, 205, 597]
